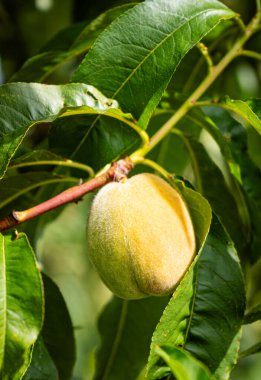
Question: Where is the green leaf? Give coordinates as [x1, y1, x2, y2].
[147, 216, 245, 380]
[239, 342, 261, 359]
[48, 107, 140, 171]
[187, 107, 242, 182]
[0, 233, 43, 380]
[10, 4, 135, 83]
[0, 171, 78, 211]
[0, 82, 140, 179]
[94, 296, 169, 380]
[244, 303, 261, 324]
[182, 137, 250, 254]
[174, 180, 212, 251]
[217, 97, 261, 135]
[154, 345, 215, 380]
[10, 150, 66, 166]
[72, 0, 235, 127]
[40, 274, 75, 380]
[204, 107, 261, 263]
[22, 337, 58, 380]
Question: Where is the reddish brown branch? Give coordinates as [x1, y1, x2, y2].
[0, 157, 133, 232]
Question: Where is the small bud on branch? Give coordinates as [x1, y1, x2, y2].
[0, 157, 133, 232]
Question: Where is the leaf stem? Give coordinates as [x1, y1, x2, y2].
[131, 12, 260, 159]
[9, 160, 94, 177]
[132, 157, 173, 181]
[197, 42, 213, 73]
[237, 49, 261, 60]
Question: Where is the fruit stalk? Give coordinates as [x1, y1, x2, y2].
[0, 158, 133, 232]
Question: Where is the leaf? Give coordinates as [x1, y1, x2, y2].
[48, 107, 140, 171]
[40, 274, 75, 380]
[239, 342, 261, 359]
[204, 107, 261, 263]
[22, 337, 58, 380]
[187, 107, 242, 182]
[244, 303, 261, 324]
[0, 233, 43, 380]
[10, 4, 135, 83]
[182, 137, 250, 255]
[0, 82, 140, 179]
[174, 180, 212, 251]
[0, 171, 78, 211]
[154, 345, 215, 380]
[10, 150, 66, 166]
[72, 0, 235, 127]
[94, 296, 169, 380]
[217, 97, 261, 135]
[147, 216, 245, 380]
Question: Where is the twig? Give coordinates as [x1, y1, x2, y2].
[197, 42, 213, 73]
[131, 11, 260, 159]
[237, 49, 261, 61]
[0, 157, 133, 232]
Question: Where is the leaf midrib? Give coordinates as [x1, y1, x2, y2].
[71, 8, 222, 162]
[111, 8, 220, 100]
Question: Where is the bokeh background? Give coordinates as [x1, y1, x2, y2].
[0, 0, 260, 379]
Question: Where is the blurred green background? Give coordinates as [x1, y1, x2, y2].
[0, 1, 260, 379]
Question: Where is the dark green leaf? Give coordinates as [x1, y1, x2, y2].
[147, 216, 245, 380]
[94, 296, 169, 380]
[244, 303, 261, 324]
[204, 107, 261, 263]
[73, 0, 235, 127]
[154, 345, 215, 380]
[0, 171, 78, 211]
[187, 107, 241, 181]
[10, 150, 65, 166]
[49, 108, 139, 171]
[22, 337, 58, 380]
[10, 4, 135, 83]
[0, 82, 140, 178]
[182, 137, 250, 254]
[0, 233, 43, 379]
[40, 274, 75, 380]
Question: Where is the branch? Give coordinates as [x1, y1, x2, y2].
[0, 158, 133, 232]
[131, 11, 260, 159]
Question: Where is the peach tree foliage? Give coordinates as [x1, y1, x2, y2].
[0, 0, 261, 379]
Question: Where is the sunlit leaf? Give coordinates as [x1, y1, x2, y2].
[73, 0, 235, 127]
[154, 345, 215, 380]
[23, 337, 58, 380]
[0, 82, 140, 179]
[147, 216, 245, 380]
[217, 97, 261, 135]
[0, 233, 43, 379]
